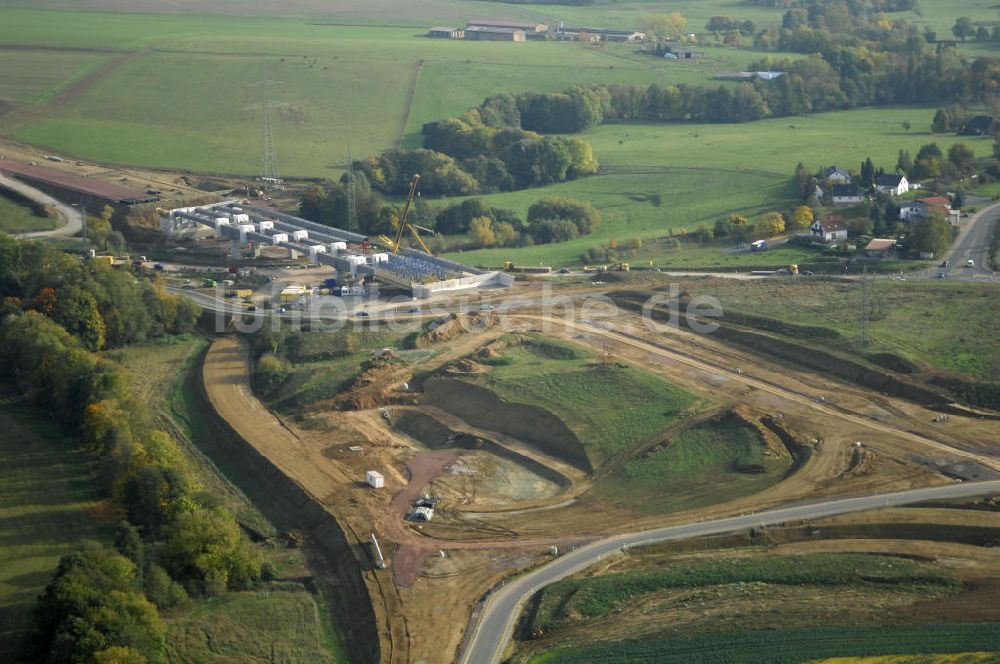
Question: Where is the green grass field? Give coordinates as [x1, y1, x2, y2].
[475, 335, 701, 468]
[445, 106, 989, 267]
[649, 278, 1000, 380]
[165, 585, 337, 663]
[0, 48, 105, 104]
[0, 396, 112, 660]
[0, 191, 59, 233]
[592, 416, 791, 514]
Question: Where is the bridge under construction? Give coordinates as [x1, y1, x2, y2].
[160, 201, 512, 297]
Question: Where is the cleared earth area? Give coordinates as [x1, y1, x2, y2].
[193, 272, 1000, 663]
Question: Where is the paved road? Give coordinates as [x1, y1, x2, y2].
[457, 479, 1000, 664]
[942, 201, 999, 280]
[0, 172, 83, 239]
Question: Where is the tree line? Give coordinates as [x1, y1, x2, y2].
[0, 234, 265, 663]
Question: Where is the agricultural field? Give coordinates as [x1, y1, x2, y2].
[0, 9, 785, 177]
[0, 190, 58, 233]
[592, 416, 792, 514]
[516, 512, 1000, 664]
[0, 396, 112, 660]
[0, 48, 105, 104]
[472, 335, 702, 468]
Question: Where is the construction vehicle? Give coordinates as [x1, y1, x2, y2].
[503, 261, 516, 271]
[377, 174, 434, 254]
[788, 264, 799, 275]
[615, 262, 630, 272]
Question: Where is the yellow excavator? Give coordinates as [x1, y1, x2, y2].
[377, 174, 434, 254]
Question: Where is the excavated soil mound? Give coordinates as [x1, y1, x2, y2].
[416, 311, 500, 347]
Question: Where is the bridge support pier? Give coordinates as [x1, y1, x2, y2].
[229, 238, 240, 259]
[289, 248, 299, 260]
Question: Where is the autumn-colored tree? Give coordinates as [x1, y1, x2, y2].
[27, 287, 57, 316]
[789, 205, 814, 231]
[756, 211, 786, 236]
[469, 216, 497, 248]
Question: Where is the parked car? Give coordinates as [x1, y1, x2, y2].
[276, 307, 287, 313]
[966, 259, 975, 268]
[408, 306, 421, 313]
[937, 272, 946, 279]
[356, 311, 370, 317]
[481, 304, 496, 311]
[153, 263, 165, 271]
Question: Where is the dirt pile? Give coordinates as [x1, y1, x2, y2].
[331, 356, 417, 411]
[416, 311, 500, 348]
[732, 405, 789, 460]
[445, 358, 491, 375]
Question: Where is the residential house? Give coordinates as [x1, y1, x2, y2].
[811, 215, 849, 241]
[875, 173, 909, 196]
[823, 166, 852, 185]
[831, 183, 862, 204]
[899, 196, 959, 225]
[464, 26, 526, 41]
[864, 238, 896, 257]
[428, 26, 464, 39]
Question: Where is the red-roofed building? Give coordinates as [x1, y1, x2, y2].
[810, 214, 848, 241]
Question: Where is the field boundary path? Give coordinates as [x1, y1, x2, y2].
[0, 172, 81, 238]
[395, 59, 423, 148]
[457, 479, 1000, 664]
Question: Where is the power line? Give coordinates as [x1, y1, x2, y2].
[346, 141, 357, 233]
[259, 59, 281, 189]
[859, 264, 871, 349]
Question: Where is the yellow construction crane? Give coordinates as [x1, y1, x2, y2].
[378, 174, 433, 254]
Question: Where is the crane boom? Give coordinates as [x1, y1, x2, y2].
[379, 174, 432, 254]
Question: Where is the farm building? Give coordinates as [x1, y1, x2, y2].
[961, 115, 998, 136]
[671, 48, 704, 59]
[865, 238, 896, 257]
[428, 26, 463, 39]
[556, 26, 645, 42]
[464, 26, 526, 41]
[467, 19, 547, 34]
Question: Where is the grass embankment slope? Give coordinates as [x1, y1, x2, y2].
[108, 335, 346, 663]
[0, 396, 112, 660]
[661, 277, 1000, 381]
[474, 335, 701, 469]
[592, 415, 792, 514]
[0, 190, 58, 233]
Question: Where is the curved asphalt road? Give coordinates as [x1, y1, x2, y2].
[0, 173, 83, 239]
[457, 479, 1000, 664]
[942, 201, 999, 280]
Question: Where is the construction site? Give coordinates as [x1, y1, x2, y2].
[160, 198, 513, 298]
[191, 270, 1000, 664]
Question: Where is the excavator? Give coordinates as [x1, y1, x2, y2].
[377, 174, 435, 254]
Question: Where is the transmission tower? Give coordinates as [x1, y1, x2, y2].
[259, 59, 281, 189]
[346, 142, 358, 233]
[859, 264, 871, 349]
